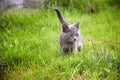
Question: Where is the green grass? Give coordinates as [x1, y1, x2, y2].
[0, 7, 120, 80]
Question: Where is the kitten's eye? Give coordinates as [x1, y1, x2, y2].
[76, 33, 79, 36]
[70, 34, 73, 36]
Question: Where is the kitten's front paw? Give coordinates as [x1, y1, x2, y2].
[78, 46, 82, 52]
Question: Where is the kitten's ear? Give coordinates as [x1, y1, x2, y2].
[73, 22, 79, 28]
[62, 23, 69, 32]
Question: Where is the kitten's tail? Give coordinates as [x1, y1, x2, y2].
[54, 8, 68, 25]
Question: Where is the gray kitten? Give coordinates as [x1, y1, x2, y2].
[54, 8, 83, 54]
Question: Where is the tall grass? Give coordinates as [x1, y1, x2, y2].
[44, 0, 120, 13]
[0, 1, 120, 80]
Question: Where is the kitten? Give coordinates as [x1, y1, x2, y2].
[54, 8, 83, 54]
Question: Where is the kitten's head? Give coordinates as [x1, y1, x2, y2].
[62, 22, 80, 43]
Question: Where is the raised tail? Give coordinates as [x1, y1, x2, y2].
[54, 8, 68, 25]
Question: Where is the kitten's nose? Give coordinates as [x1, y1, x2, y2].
[74, 38, 76, 41]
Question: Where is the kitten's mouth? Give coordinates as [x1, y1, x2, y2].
[67, 40, 76, 44]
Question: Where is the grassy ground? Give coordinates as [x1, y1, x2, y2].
[0, 7, 120, 80]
